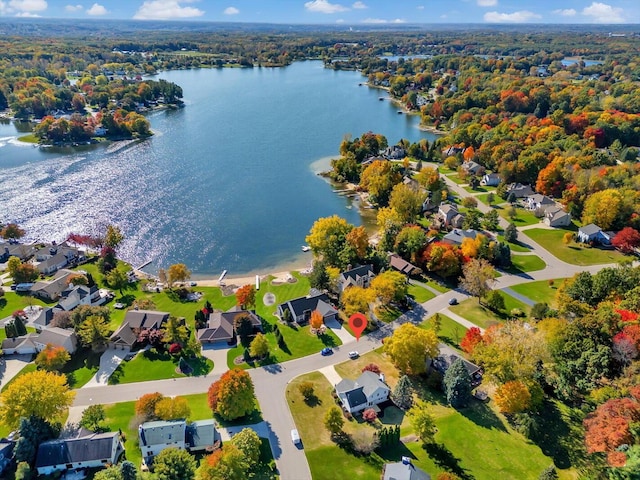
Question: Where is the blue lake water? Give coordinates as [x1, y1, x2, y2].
[0, 61, 435, 277]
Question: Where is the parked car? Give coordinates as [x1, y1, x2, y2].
[321, 347, 333, 356]
[291, 429, 301, 445]
[348, 351, 359, 359]
[448, 297, 458, 305]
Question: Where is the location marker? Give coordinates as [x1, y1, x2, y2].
[349, 313, 368, 342]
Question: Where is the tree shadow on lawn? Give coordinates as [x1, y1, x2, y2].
[319, 332, 338, 347]
[376, 441, 418, 463]
[459, 401, 508, 432]
[118, 294, 137, 307]
[303, 394, 322, 407]
[62, 347, 101, 388]
[379, 406, 404, 425]
[425, 442, 475, 480]
[184, 355, 212, 376]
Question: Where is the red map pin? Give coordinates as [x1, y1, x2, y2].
[349, 313, 368, 342]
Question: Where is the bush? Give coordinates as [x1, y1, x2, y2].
[531, 303, 549, 320]
[351, 430, 379, 455]
[168, 343, 182, 355]
[298, 381, 315, 400]
[510, 308, 525, 318]
[362, 363, 381, 374]
[362, 408, 378, 423]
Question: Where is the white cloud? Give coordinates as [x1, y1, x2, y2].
[304, 0, 348, 14]
[392, 18, 405, 23]
[484, 10, 541, 22]
[134, 0, 205, 19]
[65, 4, 82, 11]
[477, 0, 497, 6]
[352, 1, 366, 8]
[223, 6, 238, 14]
[582, 2, 624, 23]
[9, 0, 47, 12]
[361, 17, 386, 23]
[86, 3, 107, 15]
[336, 18, 344, 23]
[552, 8, 576, 16]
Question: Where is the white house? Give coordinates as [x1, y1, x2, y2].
[526, 194, 555, 212]
[337, 265, 375, 293]
[1, 334, 38, 355]
[33, 327, 78, 354]
[480, 173, 501, 187]
[139, 420, 187, 465]
[543, 206, 572, 227]
[578, 224, 611, 245]
[35, 432, 123, 475]
[57, 284, 102, 311]
[335, 371, 390, 414]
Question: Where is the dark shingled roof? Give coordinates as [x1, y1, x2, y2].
[36, 432, 119, 468]
[277, 293, 337, 321]
[197, 308, 261, 343]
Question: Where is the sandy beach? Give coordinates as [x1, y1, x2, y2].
[194, 269, 309, 288]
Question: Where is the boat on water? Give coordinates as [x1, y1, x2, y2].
[379, 97, 384, 101]
[301, 245, 311, 252]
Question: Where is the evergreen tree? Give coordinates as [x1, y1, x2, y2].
[507, 192, 517, 204]
[120, 460, 138, 480]
[391, 375, 414, 410]
[309, 260, 330, 291]
[538, 466, 559, 480]
[15, 416, 58, 464]
[504, 222, 518, 243]
[443, 358, 473, 408]
[5, 321, 17, 339]
[14, 315, 27, 336]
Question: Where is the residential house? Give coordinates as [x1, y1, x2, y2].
[32, 306, 64, 331]
[461, 160, 484, 176]
[0, 241, 36, 261]
[34, 242, 84, 275]
[578, 224, 612, 245]
[543, 206, 572, 227]
[1, 334, 38, 355]
[58, 284, 102, 311]
[197, 307, 262, 345]
[442, 229, 480, 246]
[109, 310, 170, 351]
[185, 419, 220, 452]
[402, 176, 420, 191]
[430, 344, 483, 388]
[276, 293, 338, 324]
[442, 146, 464, 157]
[335, 371, 390, 414]
[383, 145, 406, 160]
[33, 327, 78, 354]
[388, 253, 419, 276]
[139, 420, 186, 466]
[0, 441, 14, 476]
[337, 265, 375, 293]
[526, 194, 555, 212]
[421, 195, 438, 214]
[480, 172, 501, 187]
[506, 183, 534, 198]
[382, 460, 431, 480]
[35, 431, 124, 475]
[436, 204, 465, 229]
[30, 269, 78, 302]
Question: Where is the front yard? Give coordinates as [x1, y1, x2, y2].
[509, 279, 565, 308]
[449, 296, 531, 329]
[506, 254, 546, 274]
[498, 206, 541, 227]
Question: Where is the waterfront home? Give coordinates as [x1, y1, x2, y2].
[337, 265, 375, 293]
[35, 431, 123, 475]
[543, 206, 572, 228]
[276, 293, 338, 324]
[383, 145, 406, 160]
[30, 269, 79, 302]
[34, 242, 85, 275]
[480, 172, 501, 187]
[388, 253, 419, 276]
[109, 310, 170, 351]
[578, 224, 611, 245]
[197, 307, 262, 345]
[0, 241, 36, 261]
[335, 371, 390, 414]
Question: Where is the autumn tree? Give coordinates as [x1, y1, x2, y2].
[392, 375, 413, 410]
[422, 242, 463, 279]
[371, 270, 408, 304]
[106, 268, 128, 295]
[460, 327, 483, 354]
[104, 224, 124, 250]
[230, 427, 261, 465]
[208, 369, 256, 421]
[360, 159, 401, 206]
[612, 227, 640, 254]
[14, 416, 57, 464]
[363, 408, 378, 422]
[155, 396, 191, 421]
[324, 405, 344, 434]
[0, 223, 25, 239]
[494, 381, 531, 414]
[389, 183, 425, 223]
[163, 315, 190, 346]
[341, 285, 374, 318]
[346, 226, 369, 260]
[167, 263, 191, 287]
[305, 215, 354, 267]
[408, 400, 437, 445]
[35, 344, 71, 372]
[460, 258, 497, 303]
[394, 225, 427, 263]
[153, 447, 196, 480]
[249, 333, 269, 359]
[80, 404, 106, 431]
[298, 381, 315, 401]
[135, 392, 164, 421]
[581, 188, 625, 231]
[0, 370, 75, 429]
[7, 257, 38, 284]
[77, 314, 111, 351]
[309, 310, 324, 331]
[362, 363, 381, 374]
[443, 358, 472, 408]
[235, 284, 256, 310]
[415, 166, 442, 191]
[198, 443, 248, 480]
[376, 206, 403, 252]
[384, 323, 439, 375]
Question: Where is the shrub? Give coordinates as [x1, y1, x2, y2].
[298, 381, 315, 401]
[362, 408, 377, 422]
[168, 343, 182, 355]
[362, 363, 381, 374]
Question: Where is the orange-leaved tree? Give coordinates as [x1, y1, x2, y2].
[310, 310, 324, 331]
[235, 284, 256, 310]
[135, 392, 165, 421]
[35, 344, 70, 372]
[207, 369, 256, 421]
[494, 381, 531, 414]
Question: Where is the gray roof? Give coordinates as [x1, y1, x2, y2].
[35, 327, 76, 348]
[1, 333, 38, 350]
[31, 269, 77, 299]
[340, 265, 374, 283]
[111, 310, 170, 347]
[528, 193, 554, 205]
[388, 253, 417, 275]
[507, 183, 534, 197]
[383, 462, 431, 480]
[35, 432, 120, 468]
[185, 419, 217, 450]
[197, 308, 261, 343]
[442, 229, 479, 245]
[579, 223, 602, 235]
[336, 371, 388, 408]
[439, 204, 458, 216]
[278, 293, 337, 320]
[36, 252, 69, 272]
[139, 420, 186, 447]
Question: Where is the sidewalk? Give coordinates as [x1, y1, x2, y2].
[82, 349, 128, 387]
[439, 307, 485, 333]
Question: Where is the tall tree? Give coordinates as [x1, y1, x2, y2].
[0, 370, 75, 429]
[235, 285, 256, 310]
[389, 183, 426, 223]
[305, 215, 354, 267]
[198, 444, 249, 480]
[77, 315, 111, 351]
[324, 405, 344, 434]
[167, 263, 191, 287]
[209, 369, 256, 421]
[345, 225, 369, 260]
[408, 400, 437, 445]
[153, 447, 196, 480]
[249, 333, 269, 359]
[0, 223, 26, 239]
[135, 392, 164, 421]
[371, 270, 408, 304]
[340, 285, 374, 318]
[104, 224, 124, 249]
[233, 313, 254, 346]
[35, 344, 71, 372]
[106, 268, 128, 294]
[80, 404, 106, 431]
[459, 258, 497, 304]
[14, 416, 57, 464]
[394, 226, 427, 263]
[391, 375, 414, 410]
[163, 315, 190, 346]
[230, 427, 261, 465]
[494, 381, 531, 414]
[154, 396, 191, 421]
[384, 323, 439, 375]
[443, 358, 472, 408]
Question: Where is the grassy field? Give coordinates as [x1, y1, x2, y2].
[62, 348, 102, 388]
[525, 229, 627, 266]
[109, 349, 212, 384]
[496, 235, 531, 252]
[421, 313, 468, 348]
[288, 353, 577, 480]
[449, 296, 530, 329]
[0, 291, 48, 321]
[408, 284, 437, 303]
[499, 207, 541, 227]
[510, 279, 565, 308]
[506, 254, 546, 274]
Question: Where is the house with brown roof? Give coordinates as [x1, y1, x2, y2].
[388, 253, 418, 276]
[109, 310, 170, 351]
[197, 307, 262, 345]
[30, 269, 78, 302]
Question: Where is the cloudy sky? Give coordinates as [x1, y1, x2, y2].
[0, 0, 638, 24]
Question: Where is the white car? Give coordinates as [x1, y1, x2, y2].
[348, 351, 359, 359]
[291, 428, 301, 445]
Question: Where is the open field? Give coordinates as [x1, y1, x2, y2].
[509, 279, 565, 308]
[525, 229, 627, 266]
[449, 296, 531, 328]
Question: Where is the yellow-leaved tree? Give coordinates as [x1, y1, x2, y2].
[384, 323, 439, 375]
[0, 370, 75, 429]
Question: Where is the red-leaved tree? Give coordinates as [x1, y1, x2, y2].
[460, 327, 483, 354]
[235, 285, 256, 310]
[362, 363, 381, 374]
[362, 408, 378, 423]
[584, 396, 640, 463]
[612, 227, 640, 254]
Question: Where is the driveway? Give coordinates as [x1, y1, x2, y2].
[82, 349, 129, 388]
[318, 365, 342, 386]
[200, 343, 232, 375]
[0, 354, 32, 391]
[324, 317, 355, 345]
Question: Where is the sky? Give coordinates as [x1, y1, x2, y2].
[0, 0, 639, 24]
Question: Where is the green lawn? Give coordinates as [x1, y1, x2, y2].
[463, 184, 490, 193]
[449, 296, 530, 329]
[510, 279, 565, 308]
[446, 174, 467, 185]
[0, 291, 48, 321]
[417, 276, 453, 293]
[108, 349, 212, 385]
[525, 228, 627, 266]
[288, 355, 577, 480]
[506, 254, 546, 274]
[421, 313, 468, 348]
[499, 207, 541, 227]
[62, 348, 102, 388]
[496, 235, 531, 252]
[476, 193, 499, 206]
[408, 284, 437, 303]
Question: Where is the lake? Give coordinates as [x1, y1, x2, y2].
[0, 61, 435, 277]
